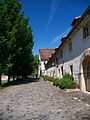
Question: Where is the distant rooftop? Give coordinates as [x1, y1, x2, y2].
[39, 49, 55, 61]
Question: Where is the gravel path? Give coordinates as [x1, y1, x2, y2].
[0, 78, 90, 120]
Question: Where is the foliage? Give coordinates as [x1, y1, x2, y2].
[0, 0, 34, 83]
[43, 74, 77, 89]
[32, 55, 40, 76]
[63, 73, 74, 80]
[53, 78, 61, 86]
[43, 76, 54, 82]
[58, 78, 76, 89]
[0, 86, 4, 91]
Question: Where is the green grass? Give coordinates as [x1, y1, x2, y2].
[2, 80, 8, 85]
[0, 86, 4, 90]
[0, 80, 8, 91]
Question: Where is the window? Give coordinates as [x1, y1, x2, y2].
[53, 70, 55, 77]
[61, 66, 63, 76]
[44, 61, 46, 65]
[50, 72, 51, 76]
[83, 24, 89, 39]
[56, 57, 58, 64]
[58, 69, 60, 74]
[70, 65, 73, 75]
[68, 42, 72, 52]
[60, 50, 63, 58]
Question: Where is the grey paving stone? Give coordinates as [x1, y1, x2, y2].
[0, 79, 90, 120]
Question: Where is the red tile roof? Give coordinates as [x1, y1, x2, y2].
[39, 49, 55, 61]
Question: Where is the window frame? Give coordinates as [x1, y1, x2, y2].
[61, 66, 63, 76]
[60, 50, 63, 58]
[70, 65, 73, 75]
[68, 41, 73, 52]
[83, 24, 89, 39]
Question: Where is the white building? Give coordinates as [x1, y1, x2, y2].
[45, 6, 90, 92]
[38, 49, 55, 76]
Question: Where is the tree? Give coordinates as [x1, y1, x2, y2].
[31, 55, 40, 78]
[0, 0, 34, 84]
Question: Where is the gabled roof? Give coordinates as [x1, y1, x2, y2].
[39, 49, 55, 61]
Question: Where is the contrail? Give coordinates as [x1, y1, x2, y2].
[45, 0, 59, 31]
[51, 28, 71, 45]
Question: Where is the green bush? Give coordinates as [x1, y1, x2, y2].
[43, 74, 77, 89]
[63, 73, 74, 80]
[58, 78, 76, 89]
[48, 77, 54, 82]
[43, 76, 49, 81]
[43, 76, 54, 82]
[53, 78, 61, 86]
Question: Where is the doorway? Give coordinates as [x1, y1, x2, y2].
[82, 56, 90, 91]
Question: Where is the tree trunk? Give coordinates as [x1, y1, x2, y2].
[25, 75, 27, 79]
[13, 75, 15, 81]
[17, 75, 19, 80]
[8, 68, 11, 84]
[22, 75, 24, 79]
[8, 74, 10, 83]
[0, 74, 2, 85]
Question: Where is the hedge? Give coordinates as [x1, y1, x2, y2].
[42, 74, 77, 89]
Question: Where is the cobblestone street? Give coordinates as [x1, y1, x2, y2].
[0, 79, 90, 120]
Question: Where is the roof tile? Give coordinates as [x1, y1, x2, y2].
[39, 49, 55, 60]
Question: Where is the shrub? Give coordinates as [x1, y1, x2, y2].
[43, 74, 77, 89]
[53, 78, 61, 86]
[43, 76, 49, 81]
[43, 76, 54, 82]
[63, 73, 74, 80]
[58, 78, 76, 89]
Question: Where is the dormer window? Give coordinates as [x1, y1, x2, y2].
[68, 41, 72, 52]
[83, 24, 89, 39]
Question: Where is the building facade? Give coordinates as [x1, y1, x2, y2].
[45, 6, 90, 92]
[38, 49, 55, 76]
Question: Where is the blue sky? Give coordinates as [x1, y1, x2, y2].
[20, 0, 90, 55]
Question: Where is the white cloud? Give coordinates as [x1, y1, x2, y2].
[51, 28, 71, 45]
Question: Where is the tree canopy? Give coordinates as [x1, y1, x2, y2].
[0, 0, 35, 84]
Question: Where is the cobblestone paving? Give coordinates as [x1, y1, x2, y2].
[0, 79, 90, 120]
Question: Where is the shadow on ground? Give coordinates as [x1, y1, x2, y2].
[75, 109, 90, 120]
[1, 78, 40, 87]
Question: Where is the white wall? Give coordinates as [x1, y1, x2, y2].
[38, 54, 47, 76]
[62, 24, 90, 82]
[46, 16, 90, 83]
